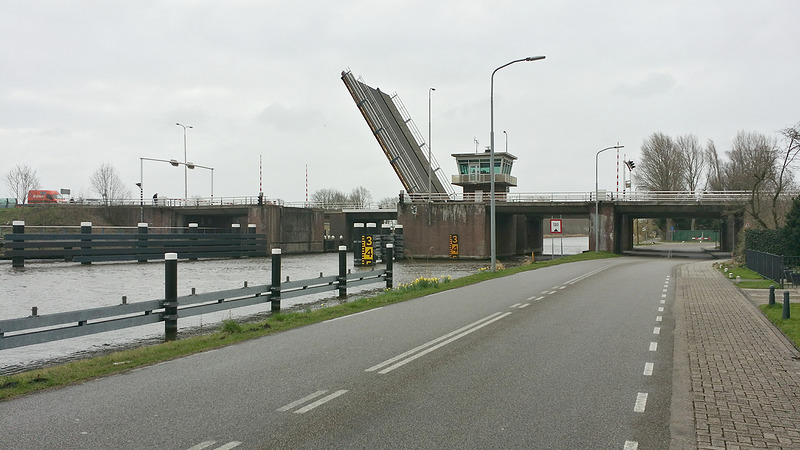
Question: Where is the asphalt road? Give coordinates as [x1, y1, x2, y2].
[0, 257, 682, 449]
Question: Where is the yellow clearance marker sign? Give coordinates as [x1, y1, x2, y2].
[449, 234, 459, 259]
[361, 235, 373, 265]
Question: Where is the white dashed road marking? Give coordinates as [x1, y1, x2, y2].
[653, 327, 661, 335]
[634, 393, 648, 412]
[643, 362, 654, 376]
[187, 441, 242, 450]
[293, 390, 349, 414]
[623, 441, 638, 450]
[649, 342, 658, 351]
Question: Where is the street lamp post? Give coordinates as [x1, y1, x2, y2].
[140, 156, 213, 207]
[594, 145, 624, 252]
[490, 56, 545, 272]
[503, 130, 508, 153]
[176, 123, 192, 199]
[428, 87, 435, 202]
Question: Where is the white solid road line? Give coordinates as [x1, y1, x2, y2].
[277, 390, 328, 412]
[369, 312, 513, 374]
[294, 390, 349, 414]
[324, 307, 383, 323]
[634, 392, 648, 412]
[187, 442, 242, 450]
[366, 313, 505, 372]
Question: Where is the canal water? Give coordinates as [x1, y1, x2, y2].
[1, 236, 588, 373]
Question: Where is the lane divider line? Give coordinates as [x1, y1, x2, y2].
[277, 390, 328, 412]
[656, 316, 663, 322]
[649, 342, 658, 351]
[658, 307, 664, 312]
[294, 390, 349, 414]
[653, 327, 661, 335]
[369, 312, 513, 374]
[510, 303, 522, 308]
[518, 303, 530, 309]
[643, 362, 654, 376]
[624, 440, 639, 450]
[565, 267, 608, 285]
[365, 313, 505, 373]
[634, 392, 648, 413]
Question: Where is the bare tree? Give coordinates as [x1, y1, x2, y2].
[311, 188, 348, 209]
[704, 139, 725, 191]
[637, 132, 686, 191]
[723, 131, 783, 228]
[377, 196, 398, 209]
[4, 163, 40, 204]
[676, 134, 705, 193]
[348, 186, 372, 208]
[89, 163, 131, 205]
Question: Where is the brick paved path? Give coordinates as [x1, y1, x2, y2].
[673, 260, 800, 449]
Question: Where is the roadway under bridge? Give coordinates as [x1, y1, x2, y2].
[396, 192, 746, 259]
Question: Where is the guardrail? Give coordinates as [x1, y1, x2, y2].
[4, 221, 266, 267]
[0, 246, 395, 350]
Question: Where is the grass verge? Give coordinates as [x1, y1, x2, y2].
[716, 262, 780, 289]
[759, 304, 800, 349]
[1, 251, 619, 401]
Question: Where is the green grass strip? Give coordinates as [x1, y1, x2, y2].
[759, 303, 800, 349]
[1, 251, 618, 401]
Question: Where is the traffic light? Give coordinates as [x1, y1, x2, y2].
[625, 160, 635, 170]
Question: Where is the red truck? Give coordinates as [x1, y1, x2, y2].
[27, 190, 67, 204]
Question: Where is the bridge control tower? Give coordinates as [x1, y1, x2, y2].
[451, 151, 517, 201]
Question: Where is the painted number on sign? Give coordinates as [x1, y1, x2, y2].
[550, 219, 562, 234]
[361, 235, 373, 265]
[449, 234, 459, 259]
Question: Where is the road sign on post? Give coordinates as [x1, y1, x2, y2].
[550, 219, 562, 234]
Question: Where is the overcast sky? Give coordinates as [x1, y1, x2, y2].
[2, 1, 799, 204]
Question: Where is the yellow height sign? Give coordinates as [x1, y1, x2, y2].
[449, 234, 459, 259]
[361, 235, 374, 265]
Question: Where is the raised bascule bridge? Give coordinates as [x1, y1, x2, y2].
[341, 70, 747, 259]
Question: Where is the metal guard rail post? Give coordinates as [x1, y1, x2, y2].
[1, 250, 389, 351]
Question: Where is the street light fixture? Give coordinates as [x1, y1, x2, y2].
[490, 56, 545, 272]
[140, 156, 214, 207]
[176, 123, 192, 199]
[594, 145, 624, 252]
[428, 87, 435, 203]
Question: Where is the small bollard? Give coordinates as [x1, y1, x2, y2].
[385, 243, 394, 290]
[31, 306, 38, 317]
[122, 295, 128, 305]
[338, 245, 348, 298]
[769, 285, 775, 306]
[735, 275, 741, 284]
[270, 249, 282, 313]
[784, 291, 791, 320]
[163, 252, 179, 341]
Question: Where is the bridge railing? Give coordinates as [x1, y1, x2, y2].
[402, 190, 757, 204]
